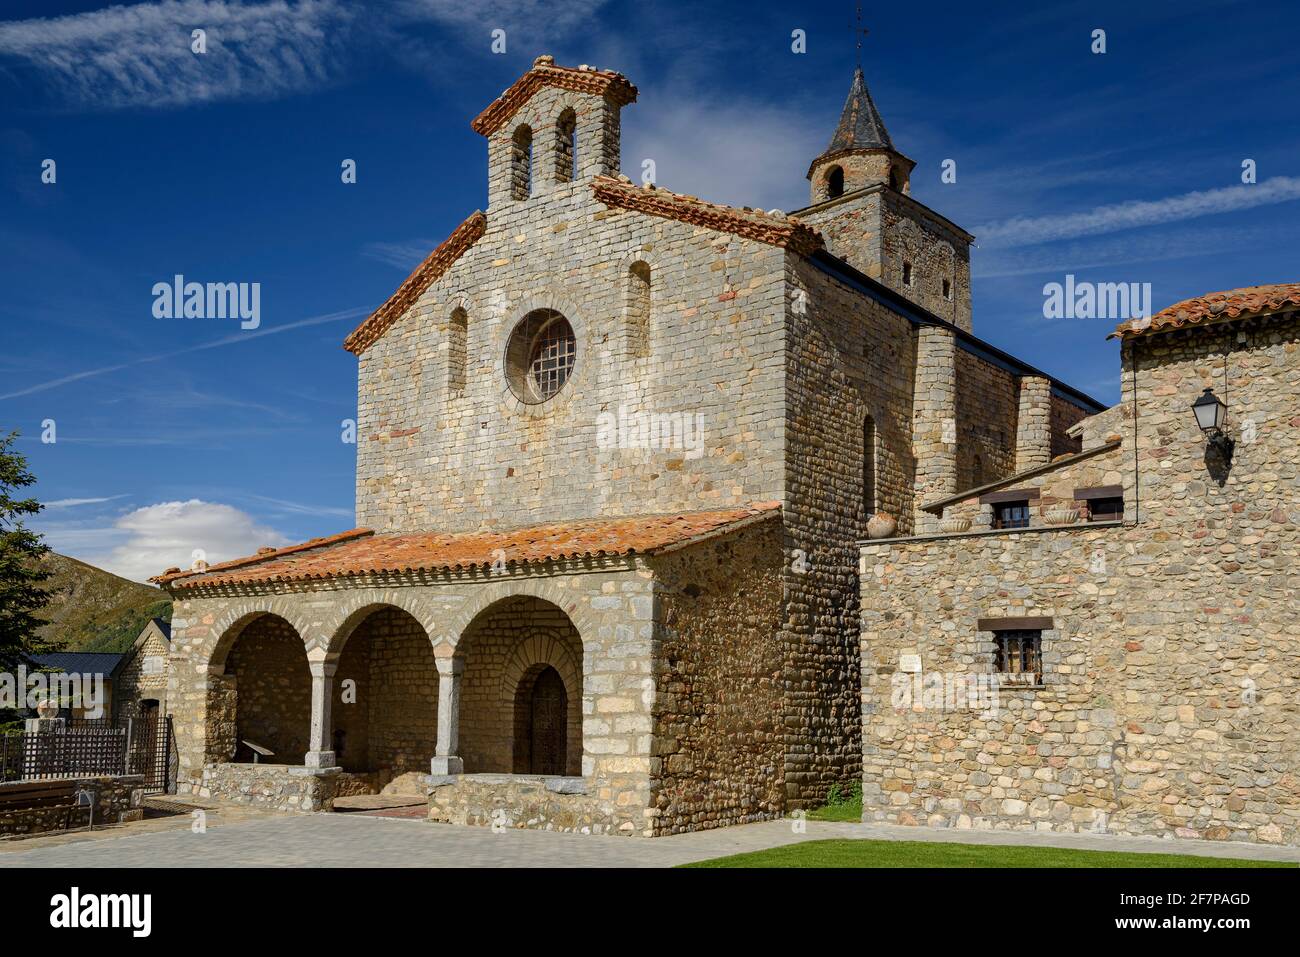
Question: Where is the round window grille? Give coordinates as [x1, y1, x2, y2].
[505, 309, 576, 404]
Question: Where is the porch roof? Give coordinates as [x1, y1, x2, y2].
[152, 503, 781, 590]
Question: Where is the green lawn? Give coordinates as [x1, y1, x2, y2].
[806, 802, 863, 822]
[681, 838, 1289, 868]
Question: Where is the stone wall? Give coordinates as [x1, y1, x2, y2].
[113, 624, 170, 720]
[859, 311, 1299, 845]
[198, 763, 339, 812]
[955, 348, 1018, 488]
[0, 775, 144, 836]
[355, 82, 788, 534]
[649, 516, 784, 832]
[429, 773, 620, 834]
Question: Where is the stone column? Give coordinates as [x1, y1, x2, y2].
[305, 657, 338, 768]
[1015, 375, 1053, 473]
[430, 658, 464, 776]
[911, 324, 958, 534]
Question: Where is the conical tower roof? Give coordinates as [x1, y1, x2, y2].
[822, 66, 894, 156]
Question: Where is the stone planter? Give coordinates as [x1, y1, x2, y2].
[939, 515, 972, 534]
[866, 513, 897, 539]
[1043, 506, 1080, 526]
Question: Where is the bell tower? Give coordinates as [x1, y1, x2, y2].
[807, 66, 915, 206]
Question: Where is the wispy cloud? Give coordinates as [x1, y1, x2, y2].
[974, 177, 1300, 249]
[43, 495, 128, 509]
[362, 239, 436, 272]
[0, 0, 356, 110]
[0, 306, 366, 401]
[41, 499, 290, 583]
[243, 493, 354, 519]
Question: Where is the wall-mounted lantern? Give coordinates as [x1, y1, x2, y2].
[1190, 387, 1234, 458]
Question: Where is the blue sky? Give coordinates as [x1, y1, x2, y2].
[1, 0, 1297, 581]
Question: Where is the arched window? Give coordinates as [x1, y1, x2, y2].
[555, 108, 577, 182]
[972, 453, 984, 486]
[447, 307, 468, 394]
[863, 414, 877, 516]
[826, 165, 845, 199]
[628, 260, 650, 358]
[511, 124, 533, 200]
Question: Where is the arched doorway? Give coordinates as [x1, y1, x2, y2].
[513, 665, 568, 774]
[455, 595, 582, 776]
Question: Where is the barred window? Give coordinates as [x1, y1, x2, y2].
[994, 630, 1042, 684]
[505, 309, 576, 405]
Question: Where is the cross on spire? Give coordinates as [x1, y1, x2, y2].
[853, 2, 870, 69]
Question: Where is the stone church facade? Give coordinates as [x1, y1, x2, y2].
[153, 56, 1295, 844]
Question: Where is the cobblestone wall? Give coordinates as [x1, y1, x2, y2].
[860, 312, 1299, 845]
[650, 517, 784, 832]
[0, 775, 144, 836]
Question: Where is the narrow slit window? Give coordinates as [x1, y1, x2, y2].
[511, 124, 533, 200]
[447, 307, 468, 394]
[555, 109, 577, 182]
[628, 261, 651, 357]
[863, 415, 877, 516]
[902, 262, 913, 287]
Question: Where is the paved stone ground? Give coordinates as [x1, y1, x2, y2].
[2, 810, 1297, 867]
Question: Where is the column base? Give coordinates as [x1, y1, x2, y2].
[430, 756, 463, 775]
[305, 750, 337, 768]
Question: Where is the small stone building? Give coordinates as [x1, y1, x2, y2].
[154, 56, 1107, 834]
[861, 285, 1299, 845]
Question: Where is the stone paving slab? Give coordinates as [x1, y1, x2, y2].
[1, 815, 1296, 868]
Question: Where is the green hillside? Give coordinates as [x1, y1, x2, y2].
[35, 552, 172, 654]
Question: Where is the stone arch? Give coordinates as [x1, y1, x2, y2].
[825, 164, 845, 199]
[442, 578, 598, 650]
[206, 610, 311, 765]
[325, 600, 440, 779]
[453, 591, 585, 775]
[320, 591, 441, 659]
[554, 106, 577, 182]
[206, 600, 314, 673]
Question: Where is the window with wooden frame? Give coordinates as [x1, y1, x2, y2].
[993, 630, 1042, 684]
[980, 488, 1039, 530]
[1074, 485, 1124, 523]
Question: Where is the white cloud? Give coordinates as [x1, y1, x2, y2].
[622, 92, 822, 212]
[0, 0, 355, 110]
[974, 176, 1300, 249]
[77, 500, 289, 583]
[395, 0, 610, 36]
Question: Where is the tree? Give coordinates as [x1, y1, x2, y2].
[0, 431, 54, 671]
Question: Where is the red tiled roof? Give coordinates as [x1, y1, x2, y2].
[591, 176, 824, 255]
[155, 504, 781, 590]
[471, 56, 637, 137]
[1110, 283, 1300, 340]
[343, 211, 486, 355]
[151, 529, 374, 585]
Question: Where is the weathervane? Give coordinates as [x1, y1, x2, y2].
[853, 1, 869, 68]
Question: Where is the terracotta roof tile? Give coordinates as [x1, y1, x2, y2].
[1111, 282, 1300, 340]
[343, 211, 486, 355]
[156, 504, 781, 591]
[591, 176, 824, 255]
[471, 56, 637, 137]
[151, 529, 374, 585]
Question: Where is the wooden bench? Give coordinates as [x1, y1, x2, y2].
[0, 780, 80, 829]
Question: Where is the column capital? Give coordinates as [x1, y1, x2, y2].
[435, 657, 465, 676]
[309, 658, 339, 679]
